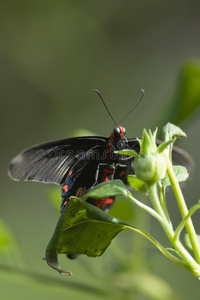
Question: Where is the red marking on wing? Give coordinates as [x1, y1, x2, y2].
[64, 201, 68, 206]
[119, 170, 125, 177]
[63, 185, 68, 192]
[90, 197, 114, 210]
[109, 133, 115, 143]
[69, 171, 72, 176]
[105, 177, 111, 181]
[105, 198, 114, 204]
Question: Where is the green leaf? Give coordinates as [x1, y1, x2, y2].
[46, 192, 188, 275]
[157, 139, 175, 153]
[127, 175, 147, 192]
[161, 165, 189, 189]
[176, 61, 200, 123]
[160, 61, 200, 126]
[185, 234, 200, 251]
[82, 179, 128, 201]
[162, 123, 186, 141]
[115, 149, 138, 158]
[45, 197, 130, 275]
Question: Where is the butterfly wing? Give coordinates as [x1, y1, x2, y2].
[8, 136, 107, 185]
[60, 148, 102, 211]
[8, 134, 193, 186]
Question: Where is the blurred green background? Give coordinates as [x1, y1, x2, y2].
[1, 1, 200, 299]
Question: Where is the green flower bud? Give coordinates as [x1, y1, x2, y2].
[134, 152, 167, 182]
[133, 128, 172, 183]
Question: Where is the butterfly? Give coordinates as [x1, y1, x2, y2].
[8, 91, 192, 259]
[8, 125, 139, 212]
[8, 126, 192, 209]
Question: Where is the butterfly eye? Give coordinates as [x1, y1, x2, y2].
[121, 127, 126, 135]
[113, 127, 121, 136]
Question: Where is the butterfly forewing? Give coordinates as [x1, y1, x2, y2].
[8, 136, 107, 185]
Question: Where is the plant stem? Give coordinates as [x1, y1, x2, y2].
[147, 181, 200, 275]
[164, 153, 200, 264]
[172, 240, 200, 277]
[126, 225, 189, 270]
[127, 192, 163, 224]
[174, 202, 200, 242]
[159, 184, 171, 223]
[148, 183, 174, 236]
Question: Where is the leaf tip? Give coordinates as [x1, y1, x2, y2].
[45, 249, 73, 276]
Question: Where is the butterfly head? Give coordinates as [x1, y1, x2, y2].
[109, 126, 128, 147]
[113, 126, 126, 138]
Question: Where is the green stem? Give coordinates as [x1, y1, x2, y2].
[127, 192, 163, 224]
[148, 183, 174, 236]
[164, 153, 200, 264]
[126, 225, 189, 270]
[174, 202, 200, 242]
[173, 240, 200, 277]
[147, 181, 200, 276]
[158, 184, 171, 223]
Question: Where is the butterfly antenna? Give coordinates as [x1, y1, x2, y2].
[119, 89, 145, 124]
[95, 89, 117, 126]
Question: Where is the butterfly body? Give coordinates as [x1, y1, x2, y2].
[59, 126, 135, 212]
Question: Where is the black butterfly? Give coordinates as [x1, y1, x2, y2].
[8, 126, 139, 212]
[8, 125, 192, 211]
[8, 91, 193, 259]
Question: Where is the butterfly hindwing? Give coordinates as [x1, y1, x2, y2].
[60, 148, 101, 211]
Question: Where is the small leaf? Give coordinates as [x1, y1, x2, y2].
[161, 165, 189, 189]
[185, 234, 200, 251]
[152, 128, 158, 142]
[140, 129, 157, 155]
[82, 179, 128, 201]
[157, 139, 175, 154]
[45, 197, 130, 275]
[127, 175, 147, 192]
[163, 123, 186, 141]
[115, 149, 138, 158]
